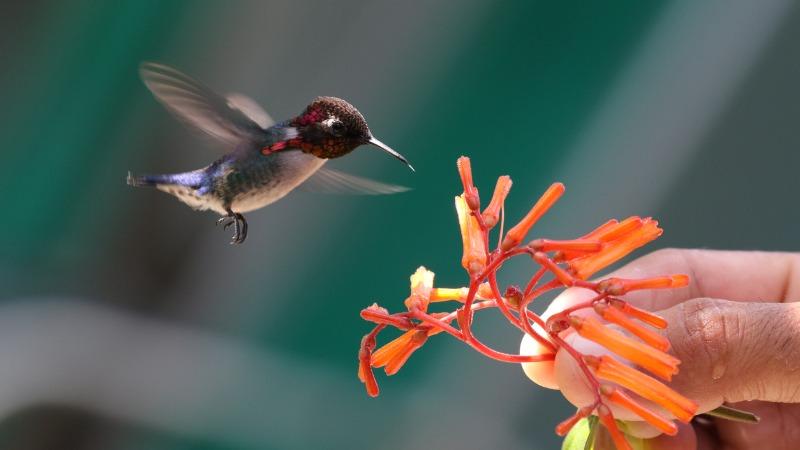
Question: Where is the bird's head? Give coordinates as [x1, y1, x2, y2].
[289, 97, 413, 171]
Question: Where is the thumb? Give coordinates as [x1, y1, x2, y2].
[661, 298, 800, 412]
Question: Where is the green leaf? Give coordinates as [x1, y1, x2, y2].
[561, 417, 597, 450]
[704, 405, 760, 424]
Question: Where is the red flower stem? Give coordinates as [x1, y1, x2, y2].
[410, 308, 554, 364]
[522, 266, 547, 299]
[546, 294, 607, 326]
[525, 278, 561, 302]
[438, 299, 502, 323]
[460, 280, 480, 340]
[517, 302, 557, 353]
[486, 272, 523, 328]
[466, 333, 555, 363]
[461, 248, 528, 339]
[360, 311, 416, 330]
[488, 272, 557, 353]
[521, 309, 550, 333]
[409, 309, 463, 339]
[535, 252, 598, 289]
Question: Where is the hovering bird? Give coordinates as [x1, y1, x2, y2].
[128, 62, 413, 244]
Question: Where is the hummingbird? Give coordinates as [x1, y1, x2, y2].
[127, 62, 413, 244]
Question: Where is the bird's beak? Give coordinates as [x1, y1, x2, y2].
[368, 136, 415, 172]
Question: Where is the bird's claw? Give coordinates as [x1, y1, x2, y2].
[218, 212, 248, 244]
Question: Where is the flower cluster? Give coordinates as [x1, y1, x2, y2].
[357, 156, 698, 449]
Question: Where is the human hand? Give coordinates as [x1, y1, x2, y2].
[522, 249, 800, 449]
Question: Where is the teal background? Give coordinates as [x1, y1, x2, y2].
[1, 0, 799, 448]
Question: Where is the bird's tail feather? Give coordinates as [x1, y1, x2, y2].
[127, 172, 162, 187]
[126, 170, 204, 188]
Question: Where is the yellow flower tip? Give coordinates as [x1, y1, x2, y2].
[591, 355, 698, 423]
[481, 175, 512, 228]
[455, 195, 487, 275]
[403, 267, 436, 311]
[410, 266, 435, 297]
[571, 316, 679, 381]
[501, 182, 565, 251]
[430, 287, 469, 303]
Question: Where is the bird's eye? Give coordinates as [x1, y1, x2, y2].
[331, 121, 346, 136]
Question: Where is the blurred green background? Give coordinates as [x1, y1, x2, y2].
[1, 0, 799, 449]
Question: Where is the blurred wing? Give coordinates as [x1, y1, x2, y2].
[226, 92, 274, 129]
[140, 62, 271, 145]
[300, 168, 410, 195]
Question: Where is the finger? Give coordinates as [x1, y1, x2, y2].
[714, 401, 800, 449]
[645, 422, 698, 450]
[662, 298, 800, 409]
[546, 249, 800, 318]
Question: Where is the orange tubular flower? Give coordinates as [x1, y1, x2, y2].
[598, 275, 689, 296]
[482, 175, 512, 228]
[595, 216, 646, 242]
[608, 298, 668, 329]
[597, 404, 633, 450]
[358, 331, 381, 397]
[455, 195, 488, 276]
[582, 219, 621, 240]
[457, 156, 480, 210]
[556, 218, 622, 261]
[594, 303, 671, 352]
[555, 406, 594, 436]
[568, 217, 662, 279]
[501, 182, 565, 251]
[371, 329, 430, 375]
[529, 238, 603, 254]
[586, 355, 698, 423]
[570, 315, 679, 380]
[600, 385, 678, 436]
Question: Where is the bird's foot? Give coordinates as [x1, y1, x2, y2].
[216, 211, 248, 244]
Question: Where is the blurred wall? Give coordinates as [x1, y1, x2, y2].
[0, 1, 798, 449]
